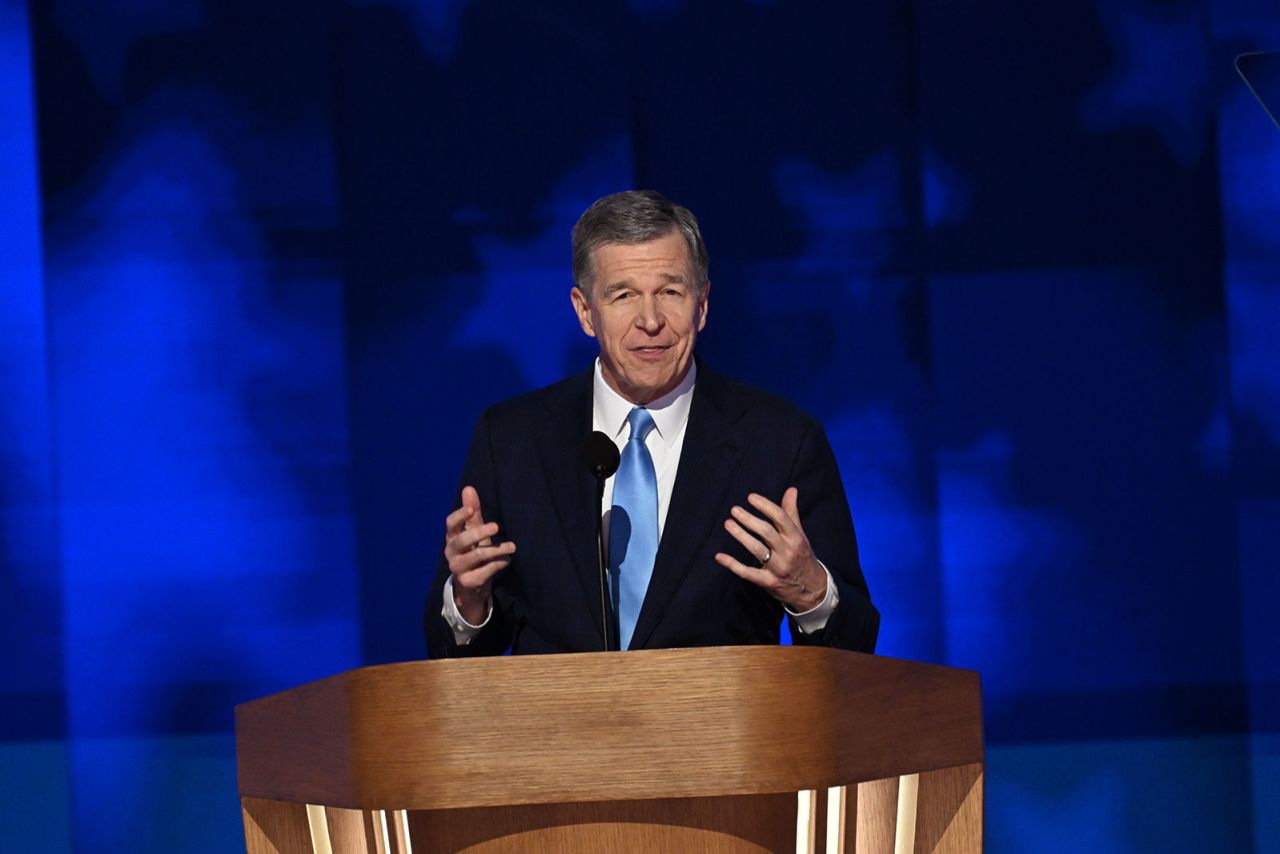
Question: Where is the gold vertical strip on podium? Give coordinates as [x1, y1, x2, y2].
[305, 805, 333, 854]
[371, 809, 390, 854]
[796, 789, 818, 853]
[825, 786, 847, 853]
[893, 774, 919, 854]
[391, 809, 413, 854]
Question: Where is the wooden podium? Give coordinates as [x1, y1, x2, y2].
[236, 646, 983, 853]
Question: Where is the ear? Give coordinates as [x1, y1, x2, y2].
[570, 286, 597, 337]
[696, 280, 711, 332]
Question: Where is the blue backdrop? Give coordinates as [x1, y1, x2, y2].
[2, 0, 1278, 850]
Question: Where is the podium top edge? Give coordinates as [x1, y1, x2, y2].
[235, 645, 980, 714]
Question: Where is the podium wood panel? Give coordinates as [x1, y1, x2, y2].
[242, 798, 312, 854]
[855, 777, 899, 854]
[915, 764, 983, 853]
[237, 646, 982, 812]
[405, 792, 796, 853]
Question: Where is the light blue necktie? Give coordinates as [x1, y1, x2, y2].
[611, 407, 658, 651]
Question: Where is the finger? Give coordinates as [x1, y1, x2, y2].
[447, 522, 502, 556]
[452, 557, 512, 590]
[449, 537, 513, 568]
[715, 552, 780, 593]
[461, 486, 487, 529]
[746, 493, 792, 534]
[781, 487, 802, 526]
[724, 518, 772, 563]
[450, 541, 516, 574]
[730, 504, 781, 542]
[445, 504, 475, 534]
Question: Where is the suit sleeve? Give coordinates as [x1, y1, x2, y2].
[785, 420, 879, 653]
[424, 410, 516, 658]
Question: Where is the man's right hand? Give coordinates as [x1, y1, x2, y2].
[443, 486, 516, 625]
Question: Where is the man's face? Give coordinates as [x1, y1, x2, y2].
[570, 230, 710, 405]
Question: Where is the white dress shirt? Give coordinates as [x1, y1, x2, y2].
[442, 360, 838, 644]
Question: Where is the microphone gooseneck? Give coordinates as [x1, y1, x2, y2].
[582, 431, 620, 651]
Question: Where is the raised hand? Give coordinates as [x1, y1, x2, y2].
[715, 487, 827, 613]
[443, 486, 516, 624]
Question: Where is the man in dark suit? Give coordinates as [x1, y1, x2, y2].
[425, 191, 878, 657]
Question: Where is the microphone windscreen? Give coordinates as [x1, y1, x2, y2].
[582, 431, 621, 479]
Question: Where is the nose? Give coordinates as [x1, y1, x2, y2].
[635, 295, 665, 334]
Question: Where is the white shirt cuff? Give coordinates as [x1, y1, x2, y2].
[441, 576, 493, 645]
[784, 560, 839, 635]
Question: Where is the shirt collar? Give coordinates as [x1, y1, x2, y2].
[593, 358, 697, 445]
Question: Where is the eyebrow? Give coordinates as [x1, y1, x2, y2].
[601, 273, 688, 297]
[601, 282, 631, 298]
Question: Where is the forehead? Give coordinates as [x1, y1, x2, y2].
[591, 231, 693, 282]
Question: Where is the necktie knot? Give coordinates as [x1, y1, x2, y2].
[627, 407, 656, 444]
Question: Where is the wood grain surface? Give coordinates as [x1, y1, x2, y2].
[242, 797, 312, 854]
[405, 792, 796, 852]
[914, 764, 983, 853]
[855, 777, 899, 854]
[235, 646, 983, 812]
[322, 807, 375, 852]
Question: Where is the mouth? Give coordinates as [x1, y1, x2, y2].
[630, 344, 673, 360]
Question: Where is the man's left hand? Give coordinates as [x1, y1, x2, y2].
[715, 487, 828, 613]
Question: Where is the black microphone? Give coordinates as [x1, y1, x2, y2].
[582, 431, 620, 651]
[583, 431, 620, 479]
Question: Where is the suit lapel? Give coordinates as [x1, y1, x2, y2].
[629, 366, 747, 649]
[533, 370, 608, 645]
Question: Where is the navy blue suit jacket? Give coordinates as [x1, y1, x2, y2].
[424, 362, 879, 657]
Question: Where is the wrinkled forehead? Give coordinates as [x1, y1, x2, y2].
[588, 231, 695, 283]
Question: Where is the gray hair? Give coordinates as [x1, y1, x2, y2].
[571, 190, 709, 300]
